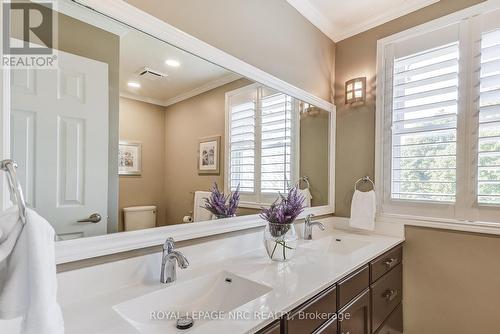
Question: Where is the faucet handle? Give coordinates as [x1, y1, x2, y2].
[305, 213, 315, 222]
[163, 237, 175, 252]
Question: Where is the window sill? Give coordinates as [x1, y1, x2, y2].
[238, 201, 271, 210]
[378, 213, 500, 236]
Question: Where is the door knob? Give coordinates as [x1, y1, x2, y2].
[77, 213, 102, 223]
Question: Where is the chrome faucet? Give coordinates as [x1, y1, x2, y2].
[160, 237, 189, 284]
[303, 214, 325, 240]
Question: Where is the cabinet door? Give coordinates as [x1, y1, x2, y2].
[338, 289, 371, 334]
[314, 315, 337, 334]
[371, 264, 402, 332]
[257, 320, 281, 334]
[286, 285, 337, 334]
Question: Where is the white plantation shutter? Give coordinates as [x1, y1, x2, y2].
[226, 85, 298, 204]
[391, 42, 459, 202]
[379, 8, 500, 223]
[228, 90, 256, 193]
[260, 92, 292, 194]
[478, 28, 500, 205]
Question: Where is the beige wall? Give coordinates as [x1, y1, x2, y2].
[119, 97, 166, 231]
[124, 0, 335, 102]
[163, 78, 253, 225]
[300, 109, 329, 206]
[404, 226, 500, 334]
[334, 0, 485, 217]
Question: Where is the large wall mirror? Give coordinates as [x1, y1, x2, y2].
[3, 0, 334, 249]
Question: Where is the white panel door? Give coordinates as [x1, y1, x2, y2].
[10, 50, 109, 238]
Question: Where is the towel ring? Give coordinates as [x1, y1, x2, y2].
[354, 176, 375, 192]
[295, 176, 310, 190]
[1, 159, 27, 224]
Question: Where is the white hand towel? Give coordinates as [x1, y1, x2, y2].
[0, 207, 64, 334]
[193, 191, 213, 222]
[298, 188, 313, 208]
[349, 190, 376, 231]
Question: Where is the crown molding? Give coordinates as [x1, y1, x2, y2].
[335, 0, 440, 41]
[163, 73, 241, 107]
[119, 92, 166, 106]
[287, 0, 440, 42]
[119, 73, 241, 107]
[286, 0, 337, 41]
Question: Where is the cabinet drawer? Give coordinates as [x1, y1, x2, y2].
[371, 264, 402, 333]
[286, 285, 337, 334]
[370, 246, 402, 283]
[374, 303, 403, 334]
[338, 265, 369, 309]
[314, 315, 337, 334]
[338, 288, 371, 334]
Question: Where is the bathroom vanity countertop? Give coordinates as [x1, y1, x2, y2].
[59, 222, 404, 334]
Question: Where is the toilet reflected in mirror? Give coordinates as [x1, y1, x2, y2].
[123, 206, 157, 231]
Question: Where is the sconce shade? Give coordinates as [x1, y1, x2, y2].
[345, 77, 366, 104]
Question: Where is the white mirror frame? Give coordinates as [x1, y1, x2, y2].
[0, 0, 336, 264]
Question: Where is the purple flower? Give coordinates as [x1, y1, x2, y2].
[204, 183, 240, 217]
[260, 187, 305, 225]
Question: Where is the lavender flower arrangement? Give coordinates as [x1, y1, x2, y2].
[261, 187, 305, 261]
[260, 187, 305, 226]
[204, 183, 240, 218]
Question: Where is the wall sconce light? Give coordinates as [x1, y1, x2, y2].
[345, 77, 366, 104]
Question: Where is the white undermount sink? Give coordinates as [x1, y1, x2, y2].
[300, 236, 370, 255]
[113, 271, 272, 333]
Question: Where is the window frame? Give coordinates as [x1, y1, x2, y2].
[376, 1, 500, 224]
[224, 83, 300, 208]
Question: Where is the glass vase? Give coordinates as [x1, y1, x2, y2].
[263, 222, 298, 262]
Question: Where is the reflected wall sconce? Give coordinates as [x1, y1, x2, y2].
[345, 77, 366, 104]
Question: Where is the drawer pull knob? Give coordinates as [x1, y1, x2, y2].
[383, 289, 398, 302]
[341, 331, 351, 334]
[383, 258, 398, 268]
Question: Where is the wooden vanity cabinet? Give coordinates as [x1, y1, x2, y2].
[261, 244, 403, 334]
[284, 285, 337, 334]
[337, 265, 370, 309]
[370, 245, 403, 334]
[374, 304, 403, 334]
[338, 288, 371, 334]
[371, 264, 402, 332]
[257, 320, 282, 334]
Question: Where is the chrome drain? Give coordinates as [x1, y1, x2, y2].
[176, 316, 194, 330]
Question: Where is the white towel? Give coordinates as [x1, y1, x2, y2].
[298, 188, 313, 208]
[193, 191, 213, 222]
[0, 207, 64, 334]
[349, 190, 376, 231]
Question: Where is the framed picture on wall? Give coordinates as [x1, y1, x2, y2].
[198, 136, 220, 175]
[118, 141, 142, 176]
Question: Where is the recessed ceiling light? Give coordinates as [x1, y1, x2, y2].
[127, 81, 141, 88]
[165, 59, 180, 67]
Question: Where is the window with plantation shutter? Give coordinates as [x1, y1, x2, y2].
[228, 95, 256, 193]
[377, 6, 500, 224]
[478, 28, 500, 205]
[391, 42, 459, 203]
[260, 91, 293, 194]
[226, 84, 298, 205]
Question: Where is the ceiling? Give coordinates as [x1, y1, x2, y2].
[287, 0, 440, 42]
[60, 2, 241, 107]
[120, 30, 241, 106]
